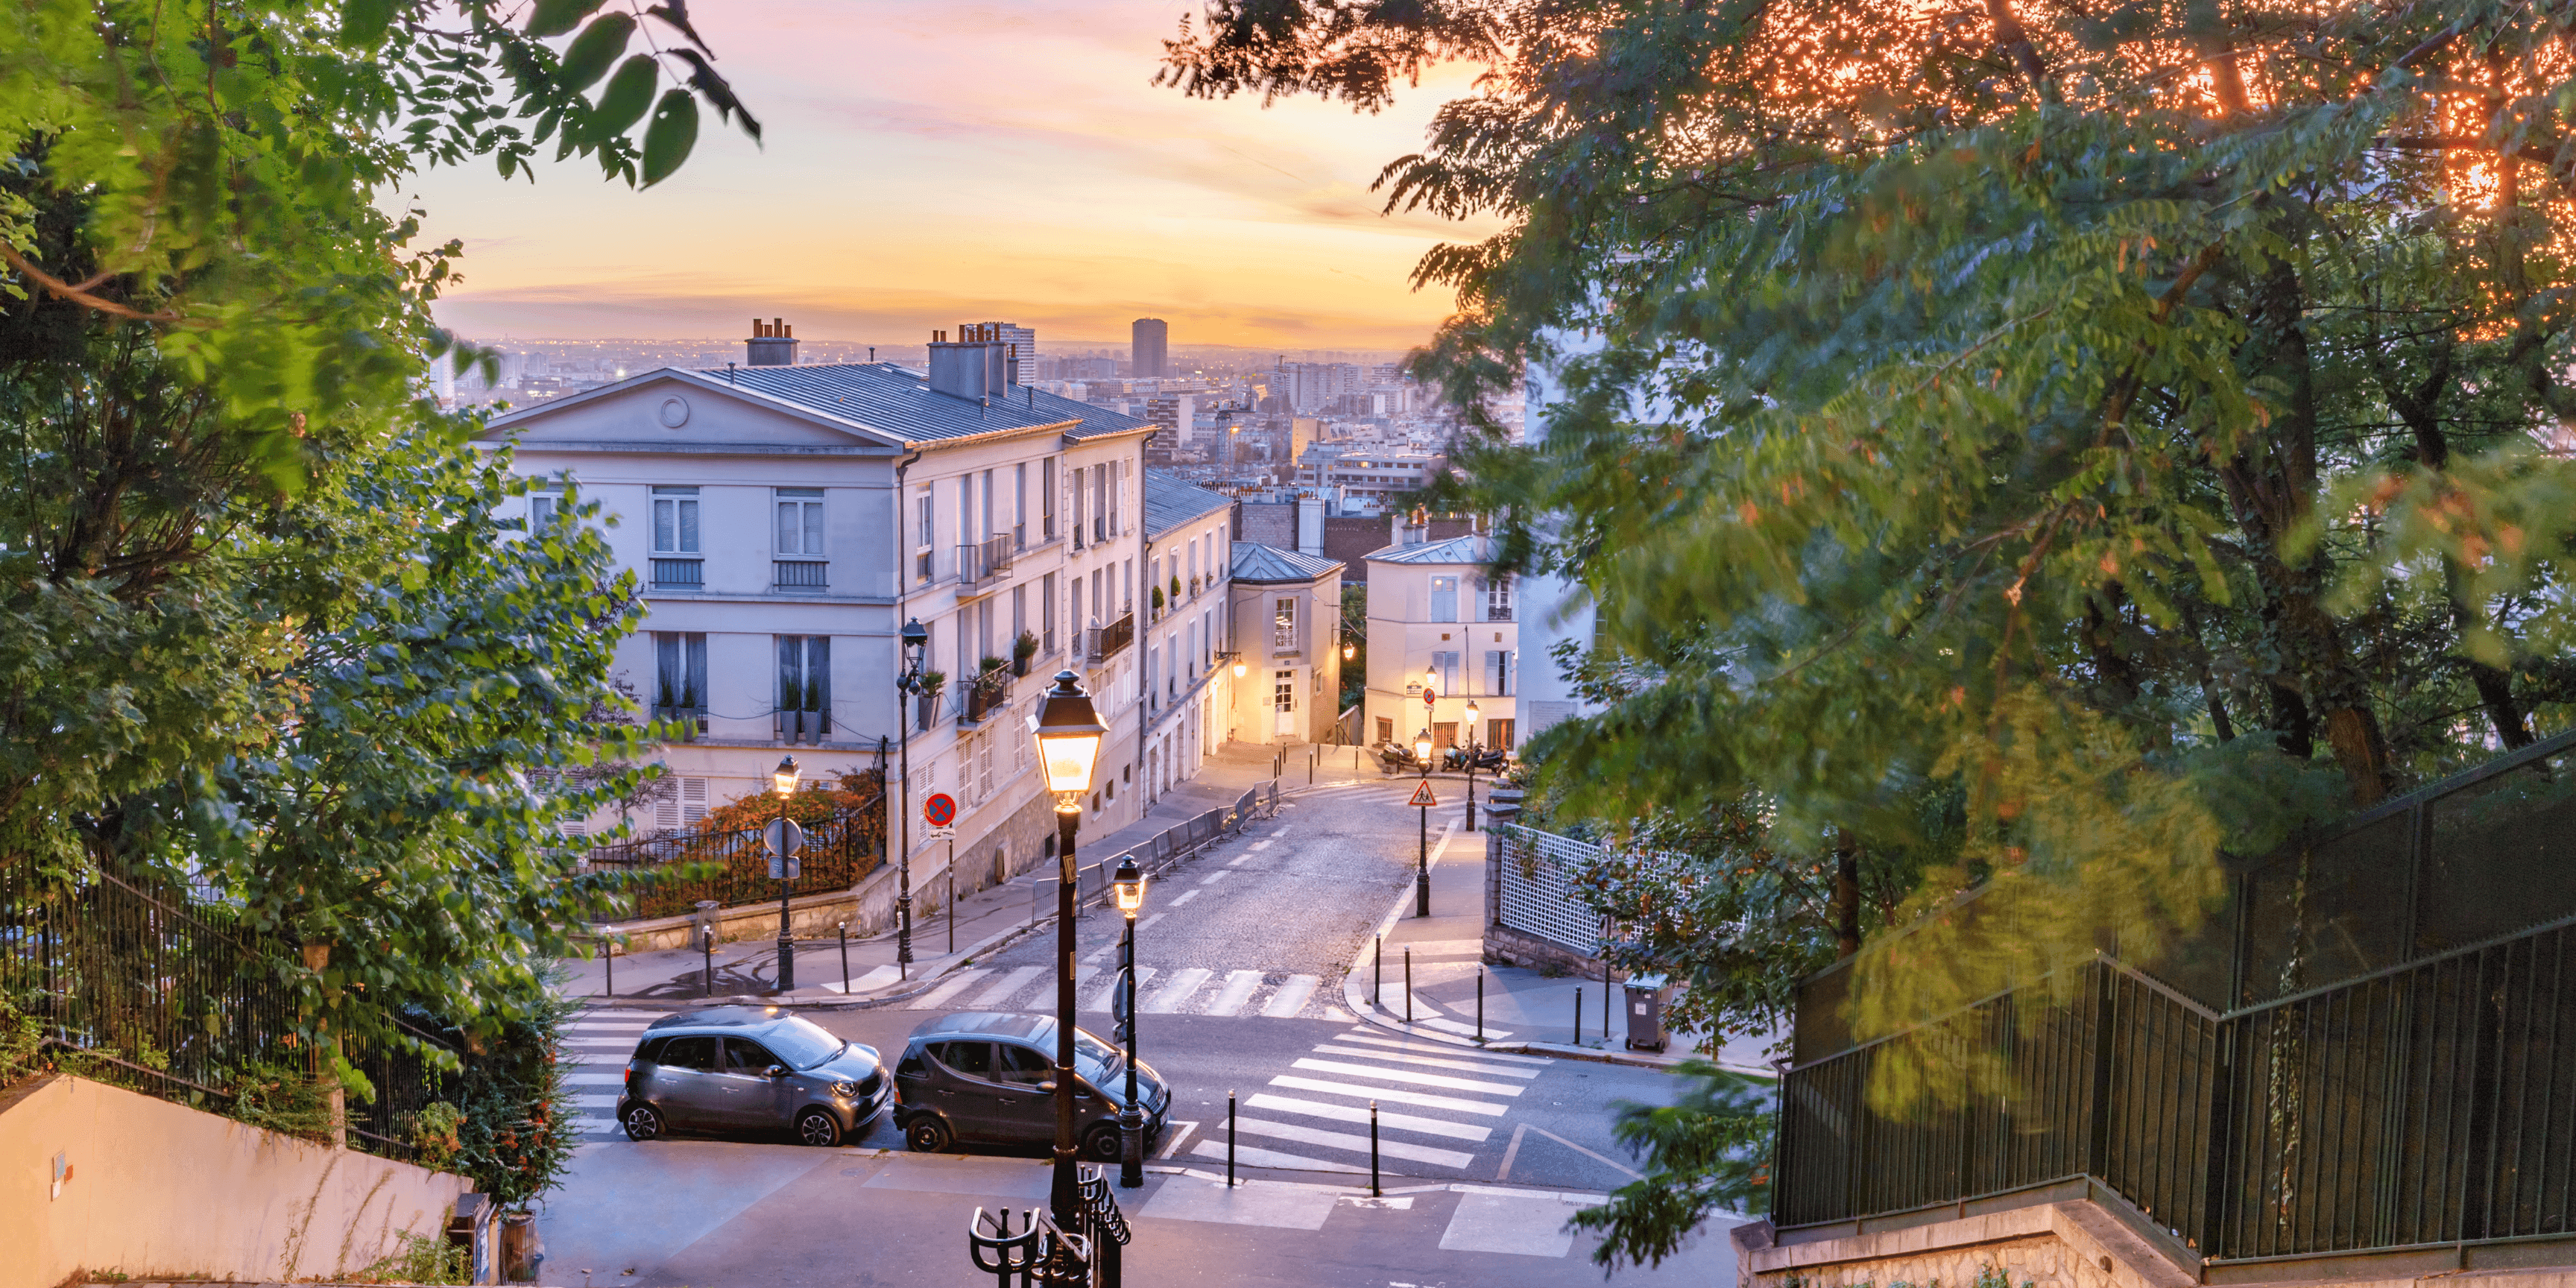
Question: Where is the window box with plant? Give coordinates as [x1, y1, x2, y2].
[1012, 630, 1039, 676]
[964, 657, 1012, 723]
[914, 672, 945, 731]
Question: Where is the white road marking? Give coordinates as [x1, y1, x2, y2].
[1331, 1033, 1550, 1065]
[564, 1037, 641, 1048]
[1227, 853, 1254, 866]
[1261, 975, 1321, 1017]
[1441, 1190, 1576, 1257]
[1310, 1045, 1544, 1079]
[1247, 839, 1275, 851]
[1204, 970, 1263, 1017]
[1288, 1058, 1525, 1096]
[968, 966, 1045, 1008]
[1244, 1093, 1491, 1142]
[566, 1073, 625, 1086]
[904, 969, 989, 1009]
[1188, 1138, 1363, 1174]
[1085, 966, 1156, 1012]
[572, 1093, 620, 1108]
[1231, 1117, 1475, 1169]
[1166, 889, 1202, 908]
[1145, 967, 1214, 1013]
[1418, 1016, 1515, 1040]
[819, 964, 903, 994]
[1199, 870, 1234, 887]
[1266, 1076, 1511, 1115]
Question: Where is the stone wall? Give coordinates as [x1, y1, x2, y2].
[0, 1074, 470, 1288]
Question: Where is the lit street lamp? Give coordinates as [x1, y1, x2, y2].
[895, 617, 930, 977]
[1032, 670, 1108, 1229]
[771, 755, 800, 991]
[1111, 855, 1148, 1188]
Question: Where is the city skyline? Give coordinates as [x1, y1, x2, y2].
[403, 1, 1503, 350]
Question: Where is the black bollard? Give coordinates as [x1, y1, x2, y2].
[1404, 947, 1413, 1024]
[1369, 1100, 1381, 1198]
[1227, 1088, 1237, 1189]
[838, 921, 849, 993]
[1573, 987, 1582, 1046]
[1476, 967, 1484, 1043]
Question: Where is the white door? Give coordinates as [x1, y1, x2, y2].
[1273, 669, 1296, 737]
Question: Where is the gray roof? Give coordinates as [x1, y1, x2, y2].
[704, 362, 1130, 446]
[1231, 542, 1345, 584]
[1143, 469, 1231, 539]
[1363, 534, 1487, 565]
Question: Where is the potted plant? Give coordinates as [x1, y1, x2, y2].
[916, 671, 945, 730]
[1151, 584, 1166, 614]
[1171, 574, 1183, 602]
[1012, 631, 1038, 675]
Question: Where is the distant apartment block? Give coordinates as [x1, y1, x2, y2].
[972, 321, 1037, 384]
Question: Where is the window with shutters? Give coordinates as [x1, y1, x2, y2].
[1041, 457, 1057, 539]
[1273, 597, 1297, 651]
[653, 633, 707, 736]
[1432, 649, 1460, 695]
[916, 490, 935, 582]
[1487, 649, 1513, 697]
[977, 730, 996, 800]
[1483, 574, 1513, 621]
[774, 487, 827, 588]
[1430, 575, 1458, 623]
[653, 776, 710, 832]
[777, 636, 830, 744]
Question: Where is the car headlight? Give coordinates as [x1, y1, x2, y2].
[831, 1080, 859, 1099]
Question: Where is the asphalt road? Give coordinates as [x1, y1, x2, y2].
[538, 780, 1740, 1285]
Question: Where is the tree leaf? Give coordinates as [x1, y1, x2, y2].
[589, 55, 660, 143]
[641, 89, 699, 187]
[558, 13, 635, 92]
[665, 48, 763, 142]
[525, 0, 607, 39]
[341, 0, 399, 48]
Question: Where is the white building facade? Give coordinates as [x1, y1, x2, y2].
[1227, 544, 1348, 745]
[1362, 531, 1518, 753]
[1138, 470, 1238, 802]
[479, 331, 1156, 905]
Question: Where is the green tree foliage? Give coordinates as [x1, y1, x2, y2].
[1, 1, 755, 1079]
[1564, 1061, 1771, 1272]
[1167, 0, 2576, 1261]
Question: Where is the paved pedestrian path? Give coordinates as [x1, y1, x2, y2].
[1182, 1026, 1550, 1176]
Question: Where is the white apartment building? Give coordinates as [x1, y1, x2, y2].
[1297, 447, 1436, 502]
[1139, 470, 1237, 801]
[1226, 545, 1347, 745]
[478, 327, 1157, 903]
[1363, 530, 1518, 752]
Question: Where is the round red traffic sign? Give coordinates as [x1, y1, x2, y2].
[923, 793, 956, 827]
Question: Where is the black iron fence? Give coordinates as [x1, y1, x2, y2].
[0, 864, 455, 1161]
[1777, 729, 2576, 1269]
[585, 798, 888, 920]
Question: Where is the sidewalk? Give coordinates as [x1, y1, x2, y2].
[1340, 803, 1778, 1076]
[552, 742, 1311, 1010]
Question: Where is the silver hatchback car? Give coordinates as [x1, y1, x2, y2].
[616, 1006, 891, 1147]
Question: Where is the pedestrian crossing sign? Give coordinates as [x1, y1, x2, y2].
[1407, 781, 1439, 809]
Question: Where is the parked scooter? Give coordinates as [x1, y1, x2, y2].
[1443, 745, 1507, 773]
[1374, 741, 1426, 774]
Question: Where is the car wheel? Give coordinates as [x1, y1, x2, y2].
[906, 1115, 955, 1153]
[622, 1102, 664, 1143]
[795, 1108, 842, 1148]
[1081, 1123, 1123, 1163]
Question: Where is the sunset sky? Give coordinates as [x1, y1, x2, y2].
[406, 1, 1502, 352]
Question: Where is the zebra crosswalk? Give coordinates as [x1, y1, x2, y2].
[897, 962, 1350, 1021]
[1196, 1028, 1551, 1175]
[561, 1011, 652, 1139]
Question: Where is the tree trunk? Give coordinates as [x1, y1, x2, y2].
[1833, 836, 1862, 959]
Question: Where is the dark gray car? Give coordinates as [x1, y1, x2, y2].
[891, 1012, 1170, 1160]
[617, 1006, 889, 1147]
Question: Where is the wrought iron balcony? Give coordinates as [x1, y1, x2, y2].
[650, 558, 703, 590]
[1087, 613, 1134, 664]
[774, 559, 827, 589]
[957, 533, 1014, 592]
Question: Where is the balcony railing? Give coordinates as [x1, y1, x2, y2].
[1087, 612, 1134, 664]
[650, 558, 703, 590]
[957, 533, 1014, 591]
[774, 559, 827, 589]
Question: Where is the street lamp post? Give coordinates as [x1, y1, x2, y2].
[1032, 671, 1109, 1231]
[895, 617, 929, 977]
[1111, 856, 1147, 1188]
[1461, 698, 1481, 832]
[772, 755, 800, 991]
[1413, 725, 1434, 918]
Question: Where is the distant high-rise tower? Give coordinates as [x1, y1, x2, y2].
[1131, 318, 1169, 378]
[975, 321, 1037, 383]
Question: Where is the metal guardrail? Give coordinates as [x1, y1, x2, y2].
[1778, 924, 2576, 1269]
[1087, 613, 1135, 664]
[586, 798, 888, 919]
